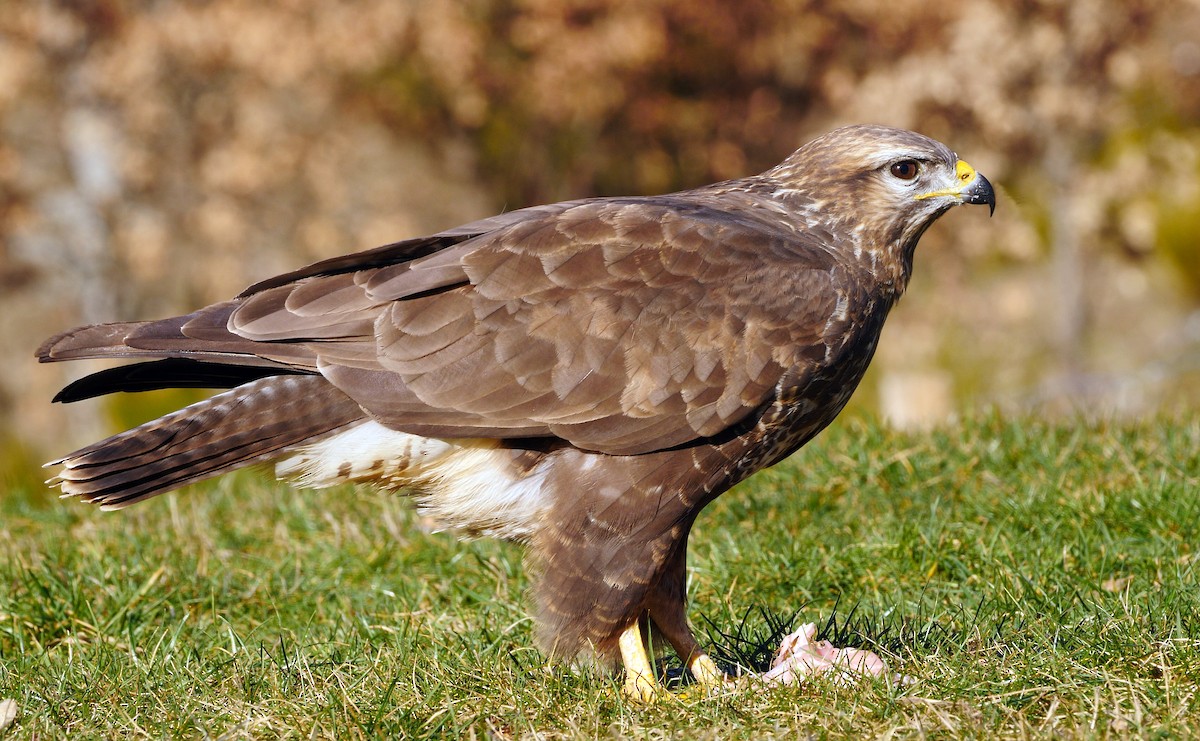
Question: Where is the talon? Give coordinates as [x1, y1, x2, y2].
[622, 671, 664, 703]
[688, 653, 730, 688]
[618, 622, 666, 703]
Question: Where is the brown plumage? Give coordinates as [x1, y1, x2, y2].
[38, 125, 994, 698]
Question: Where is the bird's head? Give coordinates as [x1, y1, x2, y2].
[769, 124, 995, 287]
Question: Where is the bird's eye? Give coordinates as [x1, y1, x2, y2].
[889, 160, 920, 180]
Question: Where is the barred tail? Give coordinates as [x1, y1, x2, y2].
[47, 375, 366, 509]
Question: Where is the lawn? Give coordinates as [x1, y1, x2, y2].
[1, 414, 1198, 738]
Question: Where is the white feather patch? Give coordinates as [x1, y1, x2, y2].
[275, 421, 550, 540]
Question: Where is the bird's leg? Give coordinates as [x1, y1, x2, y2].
[647, 606, 726, 687]
[645, 544, 732, 691]
[647, 605, 729, 690]
[618, 620, 665, 702]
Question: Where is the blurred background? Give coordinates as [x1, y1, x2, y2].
[2, 0, 1199, 487]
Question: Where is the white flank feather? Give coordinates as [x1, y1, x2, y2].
[276, 421, 550, 540]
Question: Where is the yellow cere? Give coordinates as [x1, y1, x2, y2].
[915, 159, 978, 201]
[955, 159, 977, 183]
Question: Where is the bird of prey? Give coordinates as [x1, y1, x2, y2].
[38, 125, 994, 700]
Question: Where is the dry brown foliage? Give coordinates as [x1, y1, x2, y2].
[2, 0, 1199, 456]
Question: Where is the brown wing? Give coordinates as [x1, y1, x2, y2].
[223, 196, 849, 455]
[235, 201, 595, 297]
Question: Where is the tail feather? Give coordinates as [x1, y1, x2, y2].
[37, 304, 317, 369]
[48, 375, 366, 509]
[36, 322, 151, 362]
[51, 358, 306, 402]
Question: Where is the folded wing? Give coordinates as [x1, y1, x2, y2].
[42, 195, 849, 456]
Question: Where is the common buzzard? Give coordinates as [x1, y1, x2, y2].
[39, 125, 994, 700]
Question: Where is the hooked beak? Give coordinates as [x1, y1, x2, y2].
[961, 169, 996, 216]
[917, 159, 996, 216]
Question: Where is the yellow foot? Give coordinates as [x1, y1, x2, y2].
[670, 652, 735, 699]
[622, 670, 667, 703]
[617, 624, 736, 702]
[689, 653, 728, 687]
[619, 622, 668, 703]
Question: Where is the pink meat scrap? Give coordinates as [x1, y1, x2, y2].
[759, 623, 889, 686]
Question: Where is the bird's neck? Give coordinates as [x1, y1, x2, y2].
[844, 232, 916, 306]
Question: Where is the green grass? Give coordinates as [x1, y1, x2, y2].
[1, 414, 1198, 738]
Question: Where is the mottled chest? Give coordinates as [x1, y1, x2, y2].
[710, 307, 889, 493]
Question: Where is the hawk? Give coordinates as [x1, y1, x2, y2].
[38, 125, 994, 700]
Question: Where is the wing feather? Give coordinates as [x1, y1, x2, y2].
[47, 190, 853, 457]
[286, 197, 851, 454]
